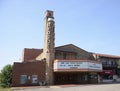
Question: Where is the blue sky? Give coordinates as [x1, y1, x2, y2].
[0, 0, 120, 71]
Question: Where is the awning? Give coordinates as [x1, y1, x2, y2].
[99, 70, 115, 75]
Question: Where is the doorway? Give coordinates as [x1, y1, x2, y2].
[54, 72, 90, 85]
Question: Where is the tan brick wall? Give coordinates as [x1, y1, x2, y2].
[55, 44, 95, 60]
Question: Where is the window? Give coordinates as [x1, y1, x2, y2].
[112, 61, 116, 65]
[63, 53, 67, 59]
[102, 74, 113, 80]
[20, 75, 27, 84]
[108, 61, 112, 65]
[32, 75, 38, 84]
[88, 74, 98, 79]
[102, 61, 107, 65]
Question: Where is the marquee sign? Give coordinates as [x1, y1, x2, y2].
[54, 60, 102, 72]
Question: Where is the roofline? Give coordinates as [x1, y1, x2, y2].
[92, 52, 120, 59]
[55, 44, 89, 53]
[55, 44, 74, 48]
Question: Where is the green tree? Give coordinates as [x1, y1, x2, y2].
[0, 64, 13, 88]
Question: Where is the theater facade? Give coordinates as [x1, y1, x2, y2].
[12, 10, 120, 87]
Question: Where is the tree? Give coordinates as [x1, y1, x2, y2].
[0, 64, 13, 88]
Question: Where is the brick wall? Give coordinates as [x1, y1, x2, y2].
[22, 48, 43, 62]
[12, 61, 46, 87]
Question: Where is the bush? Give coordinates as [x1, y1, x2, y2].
[0, 64, 13, 88]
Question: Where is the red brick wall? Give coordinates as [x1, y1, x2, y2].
[12, 61, 46, 87]
[22, 48, 43, 62]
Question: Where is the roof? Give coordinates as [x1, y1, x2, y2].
[55, 44, 88, 53]
[22, 44, 93, 62]
[22, 48, 43, 62]
[93, 53, 120, 59]
[22, 44, 120, 62]
[22, 44, 87, 62]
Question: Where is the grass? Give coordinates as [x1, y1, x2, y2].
[0, 87, 12, 91]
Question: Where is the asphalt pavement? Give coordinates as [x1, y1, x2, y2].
[12, 83, 120, 91]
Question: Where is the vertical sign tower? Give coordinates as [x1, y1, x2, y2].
[43, 10, 55, 85]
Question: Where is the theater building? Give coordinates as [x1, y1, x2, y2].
[12, 10, 119, 87]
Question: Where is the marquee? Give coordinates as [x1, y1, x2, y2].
[54, 60, 102, 72]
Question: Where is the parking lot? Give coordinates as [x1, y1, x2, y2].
[12, 83, 120, 91]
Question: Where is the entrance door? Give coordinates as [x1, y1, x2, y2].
[54, 72, 79, 84]
[54, 72, 98, 84]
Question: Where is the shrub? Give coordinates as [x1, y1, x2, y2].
[0, 64, 13, 88]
